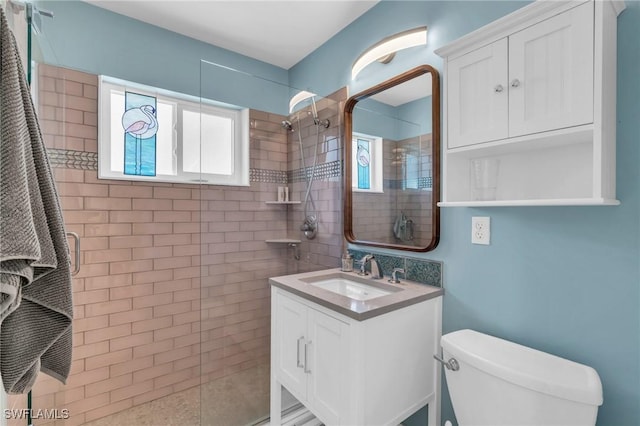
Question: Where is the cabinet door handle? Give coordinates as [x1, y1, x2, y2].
[304, 340, 312, 374]
[494, 84, 504, 93]
[510, 79, 521, 88]
[296, 337, 305, 368]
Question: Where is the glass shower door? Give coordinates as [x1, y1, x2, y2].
[3, 2, 87, 425]
[198, 59, 286, 426]
[197, 59, 343, 426]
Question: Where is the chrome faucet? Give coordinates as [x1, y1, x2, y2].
[358, 254, 383, 279]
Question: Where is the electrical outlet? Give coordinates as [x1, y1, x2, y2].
[472, 216, 491, 245]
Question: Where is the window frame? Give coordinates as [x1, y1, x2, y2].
[98, 75, 249, 186]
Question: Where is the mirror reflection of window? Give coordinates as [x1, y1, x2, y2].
[404, 151, 419, 190]
[357, 138, 370, 189]
[351, 132, 383, 193]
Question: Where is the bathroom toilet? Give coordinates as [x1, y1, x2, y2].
[441, 329, 603, 426]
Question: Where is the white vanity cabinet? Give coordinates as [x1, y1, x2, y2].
[438, 0, 625, 206]
[270, 286, 442, 426]
[273, 291, 350, 424]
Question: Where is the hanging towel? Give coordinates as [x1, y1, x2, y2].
[0, 7, 73, 394]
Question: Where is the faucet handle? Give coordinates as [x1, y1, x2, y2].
[357, 254, 374, 276]
[388, 268, 405, 284]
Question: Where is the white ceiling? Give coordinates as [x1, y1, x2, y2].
[84, 0, 379, 69]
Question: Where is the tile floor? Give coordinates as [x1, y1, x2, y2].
[82, 363, 270, 426]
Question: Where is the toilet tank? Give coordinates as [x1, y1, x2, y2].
[441, 329, 603, 426]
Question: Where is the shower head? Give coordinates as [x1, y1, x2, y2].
[281, 120, 293, 132]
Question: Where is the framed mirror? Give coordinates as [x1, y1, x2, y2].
[344, 65, 440, 252]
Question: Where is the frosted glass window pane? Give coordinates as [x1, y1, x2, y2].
[405, 153, 419, 189]
[183, 110, 234, 175]
[182, 110, 200, 174]
[155, 101, 175, 176]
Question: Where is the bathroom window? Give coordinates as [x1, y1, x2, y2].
[98, 76, 249, 186]
[351, 133, 383, 193]
[404, 152, 419, 190]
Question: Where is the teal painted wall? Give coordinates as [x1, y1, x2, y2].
[291, 1, 640, 425]
[37, 1, 291, 114]
[30, 1, 640, 424]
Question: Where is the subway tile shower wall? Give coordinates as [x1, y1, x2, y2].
[5, 64, 345, 425]
[286, 90, 346, 273]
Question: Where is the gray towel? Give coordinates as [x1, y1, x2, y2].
[0, 6, 73, 394]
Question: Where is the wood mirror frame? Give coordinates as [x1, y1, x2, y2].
[344, 65, 440, 252]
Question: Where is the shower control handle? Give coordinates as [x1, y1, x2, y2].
[434, 353, 460, 371]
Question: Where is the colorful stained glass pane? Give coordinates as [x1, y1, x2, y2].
[122, 91, 158, 176]
[357, 138, 370, 190]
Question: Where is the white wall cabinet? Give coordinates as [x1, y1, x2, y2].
[270, 287, 442, 426]
[438, 0, 624, 206]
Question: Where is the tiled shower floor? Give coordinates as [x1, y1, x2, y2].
[82, 363, 270, 426]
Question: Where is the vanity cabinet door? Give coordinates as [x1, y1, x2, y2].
[273, 293, 309, 400]
[306, 308, 350, 425]
[447, 38, 509, 148]
[508, 1, 594, 137]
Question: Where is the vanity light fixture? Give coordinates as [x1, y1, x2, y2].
[351, 26, 428, 80]
[289, 90, 317, 113]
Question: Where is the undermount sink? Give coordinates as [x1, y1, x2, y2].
[301, 273, 401, 301]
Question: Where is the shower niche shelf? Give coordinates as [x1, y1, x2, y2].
[265, 201, 301, 205]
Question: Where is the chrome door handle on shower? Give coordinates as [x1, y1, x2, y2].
[66, 232, 80, 276]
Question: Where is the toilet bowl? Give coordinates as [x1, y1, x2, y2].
[441, 329, 603, 426]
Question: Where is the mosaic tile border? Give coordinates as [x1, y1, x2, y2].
[384, 176, 433, 190]
[47, 148, 98, 170]
[348, 248, 442, 288]
[289, 160, 342, 183]
[250, 168, 287, 184]
[47, 148, 287, 184]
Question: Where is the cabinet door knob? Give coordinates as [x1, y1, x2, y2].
[511, 79, 521, 88]
[494, 84, 504, 93]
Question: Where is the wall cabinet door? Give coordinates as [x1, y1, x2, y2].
[508, 1, 594, 137]
[447, 38, 509, 148]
